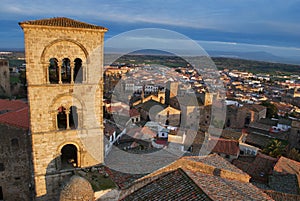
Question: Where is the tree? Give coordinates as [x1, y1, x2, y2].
[260, 101, 278, 118]
[262, 139, 285, 158]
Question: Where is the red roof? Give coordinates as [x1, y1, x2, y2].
[0, 99, 27, 112]
[129, 108, 140, 117]
[208, 137, 240, 156]
[0, 100, 29, 129]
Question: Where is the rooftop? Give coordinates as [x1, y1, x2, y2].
[116, 154, 274, 200]
[120, 169, 212, 201]
[0, 99, 29, 129]
[19, 17, 107, 30]
[207, 137, 240, 156]
[232, 153, 277, 183]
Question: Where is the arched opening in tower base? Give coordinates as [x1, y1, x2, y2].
[61, 144, 78, 169]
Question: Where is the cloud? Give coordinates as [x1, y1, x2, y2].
[0, 0, 299, 37]
[0, 0, 300, 52]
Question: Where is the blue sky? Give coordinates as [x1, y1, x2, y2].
[1, 0, 300, 62]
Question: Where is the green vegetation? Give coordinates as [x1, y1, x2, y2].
[263, 140, 300, 162]
[82, 171, 116, 191]
[113, 54, 190, 68]
[10, 75, 19, 84]
[262, 139, 287, 158]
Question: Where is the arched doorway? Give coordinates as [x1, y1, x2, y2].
[61, 144, 78, 169]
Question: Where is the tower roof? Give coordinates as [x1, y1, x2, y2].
[19, 17, 107, 31]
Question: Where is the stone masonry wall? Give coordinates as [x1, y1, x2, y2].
[0, 124, 32, 201]
[21, 23, 106, 200]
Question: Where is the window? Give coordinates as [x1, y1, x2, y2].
[57, 106, 67, 129]
[69, 106, 78, 129]
[57, 106, 79, 130]
[74, 58, 83, 83]
[49, 58, 59, 84]
[0, 163, 4, 172]
[61, 58, 71, 83]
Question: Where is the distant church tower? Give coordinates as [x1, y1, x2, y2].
[19, 17, 107, 200]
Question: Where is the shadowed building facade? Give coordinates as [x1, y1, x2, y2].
[19, 17, 107, 200]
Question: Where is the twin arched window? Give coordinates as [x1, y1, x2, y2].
[49, 58, 83, 84]
[57, 106, 78, 130]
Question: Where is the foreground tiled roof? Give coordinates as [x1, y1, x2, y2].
[233, 153, 277, 183]
[187, 154, 246, 175]
[269, 174, 299, 195]
[0, 99, 29, 129]
[186, 169, 273, 201]
[120, 169, 212, 201]
[264, 190, 300, 201]
[19, 17, 107, 30]
[273, 156, 300, 175]
[117, 154, 273, 200]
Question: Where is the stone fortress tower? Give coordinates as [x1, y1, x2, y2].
[19, 17, 107, 200]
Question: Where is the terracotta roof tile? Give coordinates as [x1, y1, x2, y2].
[186, 170, 273, 201]
[273, 156, 300, 175]
[273, 156, 300, 187]
[187, 154, 246, 175]
[0, 99, 27, 112]
[120, 169, 212, 201]
[208, 137, 240, 156]
[19, 17, 107, 30]
[264, 190, 300, 201]
[117, 155, 273, 200]
[232, 153, 277, 183]
[0, 99, 29, 129]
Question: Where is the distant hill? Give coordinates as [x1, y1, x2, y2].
[208, 50, 300, 65]
[212, 57, 300, 74]
[128, 49, 175, 56]
[111, 53, 300, 75]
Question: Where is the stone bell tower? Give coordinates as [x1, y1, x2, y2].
[19, 17, 107, 200]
